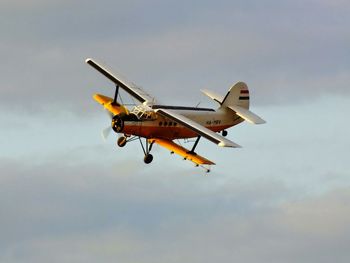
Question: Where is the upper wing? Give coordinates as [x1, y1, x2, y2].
[150, 138, 215, 165]
[86, 58, 157, 105]
[154, 109, 241, 148]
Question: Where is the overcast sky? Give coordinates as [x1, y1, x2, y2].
[1, 1, 350, 262]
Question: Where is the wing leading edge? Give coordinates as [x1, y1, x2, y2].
[86, 58, 157, 104]
[155, 109, 241, 148]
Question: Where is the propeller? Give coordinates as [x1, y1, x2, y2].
[101, 110, 126, 140]
[101, 109, 113, 141]
[100, 85, 125, 141]
[101, 126, 112, 141]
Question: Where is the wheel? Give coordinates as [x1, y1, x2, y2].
[117, 136, 127, 147]
[144, 154, 153, 164]
[222, 130, 228, 137]
[111, 114, 124, 133]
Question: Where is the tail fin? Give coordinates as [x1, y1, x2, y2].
[201, 81, 265, 124]
[221, 82, 265, 124]
[221, 82, 250, 109]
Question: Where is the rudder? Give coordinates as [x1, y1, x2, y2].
[221, 82, 249, 109]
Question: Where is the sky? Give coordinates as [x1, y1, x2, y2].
[1, 0, 350, 262]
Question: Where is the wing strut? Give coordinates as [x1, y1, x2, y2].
[188, 136, 201, 154]
[113, 85, 119, 105]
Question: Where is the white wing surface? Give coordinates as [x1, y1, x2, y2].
[155, 109, 241, 148]
[228, 105, 266, 124]
[86, 58, 157, 104]
[200, 89, 224, 104]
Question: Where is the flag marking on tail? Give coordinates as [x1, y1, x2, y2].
[239, 89, 249, 100]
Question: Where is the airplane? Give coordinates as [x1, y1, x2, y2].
[86, 58, 265, 172]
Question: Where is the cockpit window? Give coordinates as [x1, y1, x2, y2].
[131, 105, 157, 121]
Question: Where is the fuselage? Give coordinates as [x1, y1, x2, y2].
[122, 106, 244, 140]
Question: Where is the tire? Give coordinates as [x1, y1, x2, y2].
[144, 154, 153, 164]
[117, 136, 127, 147]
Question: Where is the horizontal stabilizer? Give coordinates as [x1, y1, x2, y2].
[228, 105, 266, 124]
[150, 138, 215, 165]
[201, 89, 224, 104]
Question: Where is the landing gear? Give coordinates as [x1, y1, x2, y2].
[115, 135, 155, 164]
[144, 154, 153, 164]
[222, 130, 228, 137]
[117, 136, 127, 147]
[139, 138, 155, 164]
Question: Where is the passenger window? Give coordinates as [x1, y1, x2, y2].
[169, 121, 173, 126]
[159, 122, 163, 126]
[164, 122, 168, 126]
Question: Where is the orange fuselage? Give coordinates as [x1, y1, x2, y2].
[121, 110, 243, 140]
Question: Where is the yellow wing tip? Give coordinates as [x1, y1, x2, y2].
[93, 94, 112, 105]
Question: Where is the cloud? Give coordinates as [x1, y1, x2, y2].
[1, 0, 349, 113]
[1, 153, 350, 263]
[281, 189, 350, 237]
[1, 94, 350, 262]
[1, 2, 350, 261]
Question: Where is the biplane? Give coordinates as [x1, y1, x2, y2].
[86, 58, 265, 172]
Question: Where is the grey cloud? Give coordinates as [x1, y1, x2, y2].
[1, 156, 350, 263]
[1, 98, 350, 262]
[1, 0, 349, 113]
[0, 155, 280, 247]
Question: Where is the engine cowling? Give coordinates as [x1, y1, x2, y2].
[111, 113, 126, 133]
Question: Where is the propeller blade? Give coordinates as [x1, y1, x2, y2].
[101, 126, 112, 141]
[106, 110, 113, 119]
[102, 108, 114, 120]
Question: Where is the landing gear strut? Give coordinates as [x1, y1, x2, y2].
[116, 135, 155, 164]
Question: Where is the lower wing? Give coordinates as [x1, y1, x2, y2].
[150, 138, 215, 166]
[93, 94, 128, 115]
